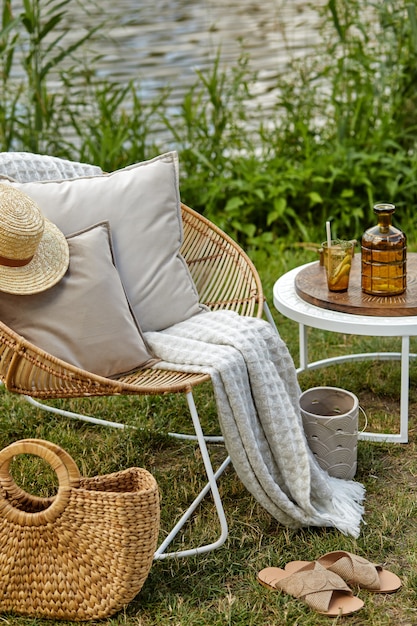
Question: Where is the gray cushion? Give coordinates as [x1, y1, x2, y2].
[3, 152, 204, 331]
[0, 222, 159, 378]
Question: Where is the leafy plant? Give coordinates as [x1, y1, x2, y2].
[0, 0, 101, 153]
[0, 0, 20, 150]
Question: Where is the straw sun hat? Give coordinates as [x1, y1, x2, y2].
[0, 186, 69, 295]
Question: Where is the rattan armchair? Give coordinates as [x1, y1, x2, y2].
[0, 158, 276, 559]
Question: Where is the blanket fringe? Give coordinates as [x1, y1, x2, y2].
[319, 478, 366, 538]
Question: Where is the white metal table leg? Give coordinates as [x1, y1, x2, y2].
[298, 323, 308, 372]
[399, 335, 410, 443]
[293, 324, 412, 443]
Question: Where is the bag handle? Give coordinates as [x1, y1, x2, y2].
[0, 439, 81, 526]
[0, 438, 81, 511]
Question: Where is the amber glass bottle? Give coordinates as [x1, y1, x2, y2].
[361, 203, 406, 296]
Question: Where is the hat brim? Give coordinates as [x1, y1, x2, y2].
[0, 218, 69, 295]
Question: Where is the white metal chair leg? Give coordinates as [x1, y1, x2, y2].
[263, 300, 279, 334]
[24, 395, 128, 429]
[153, 455, 231, 559]
[154, 390, 230, 560]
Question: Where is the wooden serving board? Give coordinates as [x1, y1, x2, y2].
[295, 253, 417, 316]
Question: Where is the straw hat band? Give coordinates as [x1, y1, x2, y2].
[0, 254, 34, 267]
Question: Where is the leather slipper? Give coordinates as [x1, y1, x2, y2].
[257, 561, 364, 617]
[285, 551, 401, 593]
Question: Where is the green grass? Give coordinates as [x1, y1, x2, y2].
[1, 245, 417, 625]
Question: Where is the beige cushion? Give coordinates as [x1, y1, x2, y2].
[3, 152, 204, 331]
[0, 222, 159, 378]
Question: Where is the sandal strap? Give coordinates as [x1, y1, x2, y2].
[321, 551, 381, 590]
[276, 562, 351, 614]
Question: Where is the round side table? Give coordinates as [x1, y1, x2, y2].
[273, 260, 417, 443]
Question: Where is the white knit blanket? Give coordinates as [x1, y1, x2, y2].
[0, 152, 102, 182]
[144, 310, 365, 538]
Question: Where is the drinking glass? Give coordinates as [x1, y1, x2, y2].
[322, 240, 354, 292]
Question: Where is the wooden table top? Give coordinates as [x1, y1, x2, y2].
[295, 253, 417, 317]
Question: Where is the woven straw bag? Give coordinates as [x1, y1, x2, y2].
[0, 439, 160, 620]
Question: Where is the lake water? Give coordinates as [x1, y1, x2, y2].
[59, 0, 325, 111]
[9, 0, 326, 145]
